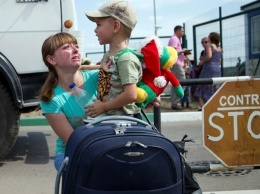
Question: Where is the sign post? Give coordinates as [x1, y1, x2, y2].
[203, 79, 260, 167]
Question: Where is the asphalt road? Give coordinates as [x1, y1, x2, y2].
[0, 121, 259, 194]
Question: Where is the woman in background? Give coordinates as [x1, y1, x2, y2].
[199, 37, 208, 61]
[195, 32, 222, 110]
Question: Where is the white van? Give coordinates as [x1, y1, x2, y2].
[0, 0, 85, 157]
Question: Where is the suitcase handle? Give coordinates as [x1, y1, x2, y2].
[87, 115, 151, 128]
[54, 157, 69, 194]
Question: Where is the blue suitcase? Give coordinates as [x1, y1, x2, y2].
[55, 116, 184, 194]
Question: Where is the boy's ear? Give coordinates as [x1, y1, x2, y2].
[113, 20, 121, 32]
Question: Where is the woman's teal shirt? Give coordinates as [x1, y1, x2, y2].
[40, 70, 99, 154]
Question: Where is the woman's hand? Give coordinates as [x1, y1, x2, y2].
[183, 49, 192, 55]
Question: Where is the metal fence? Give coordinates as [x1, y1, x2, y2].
[85, 36, 171, 64]
[184, 0, 260, 77]
[86, 1, 260, 78]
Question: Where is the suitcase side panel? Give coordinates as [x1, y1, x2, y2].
[75, 180, 183, 194]
[63, 129, 184, 193]
[62, 124, 159, 193]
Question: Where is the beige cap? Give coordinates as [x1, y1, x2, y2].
[85, 0, 138, 30]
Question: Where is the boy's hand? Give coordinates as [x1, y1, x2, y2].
[152, 96, 161, 107]
[145, 96, 161, 109]
[86, 99, 105, 118]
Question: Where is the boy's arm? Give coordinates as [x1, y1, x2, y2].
[86, 84, 137, 118]
[80, 64, 100, 70]
[104, 83, 137, 111]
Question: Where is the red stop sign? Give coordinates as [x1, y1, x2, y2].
[203, 79, 260, 167]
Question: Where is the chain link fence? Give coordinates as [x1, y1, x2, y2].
[85, 0, 260, 78]
[184, 0, 260, 77]
[85, 36, 171, 64]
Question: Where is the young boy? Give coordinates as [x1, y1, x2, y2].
[84, 0, 142, 118]
[181, 57, 192, 109]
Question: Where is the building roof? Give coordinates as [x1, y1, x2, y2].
[240, 0, 260, 10]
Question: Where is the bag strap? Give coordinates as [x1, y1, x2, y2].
[115, 48, 143, 64]
[140, 109, 159, 133]
[116, 49, 155, 131]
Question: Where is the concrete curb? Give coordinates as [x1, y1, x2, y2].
[203, 190, 260, 194]
[20, 117, 49, 126]
[20, 112, 202, 126]
[160, 112, 202, 122]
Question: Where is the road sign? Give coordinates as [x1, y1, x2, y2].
[203, 79, 260, 167]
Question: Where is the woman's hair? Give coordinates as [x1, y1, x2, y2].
[209, 32, 220, 47]
[201, 37, 208, 42]
[39, 32, 78, 102]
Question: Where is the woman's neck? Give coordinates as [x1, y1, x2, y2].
[58, 70, 83, 92]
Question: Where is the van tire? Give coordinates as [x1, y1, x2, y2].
[0, 82, 20, 158]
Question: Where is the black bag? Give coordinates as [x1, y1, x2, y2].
[194, 65, 203, 78]
[55, 116, 184, 194]
[174, 138, 202, 194]
[183, 160, 202, 194]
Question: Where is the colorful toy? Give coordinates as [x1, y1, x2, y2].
[135, 36, 184, 108]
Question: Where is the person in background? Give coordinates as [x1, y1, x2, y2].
[81, 57, 91, 65]
[190, 37, 208, 101]
[195, 37, 209, 78]
[168, 25, 191, 110]
[84, 0, 142, 119]
[180, 57, 192, 109]
[199, 37, 208, 61]
[39, 32, 99, 171]
[195, 32, 222, 111]
[80, 57, 101, 70]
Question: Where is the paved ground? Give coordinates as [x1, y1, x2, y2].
[16, 98, 260, 194]
[1, 121, 259, 194]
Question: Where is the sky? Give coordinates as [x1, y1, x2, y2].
[75, 0, 248, 63]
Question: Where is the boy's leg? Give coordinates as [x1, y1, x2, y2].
[170, 65, 186, 110]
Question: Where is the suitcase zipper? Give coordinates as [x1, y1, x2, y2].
[125, 141, 148, 148]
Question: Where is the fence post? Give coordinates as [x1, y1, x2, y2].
[219, 6, 224, 76]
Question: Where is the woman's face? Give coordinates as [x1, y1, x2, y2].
[201, 38, 208, 48]
[50, 43, 81, 69]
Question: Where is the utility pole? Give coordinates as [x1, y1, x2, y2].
[153, 0, 161, 36]
[153, 0, 161, 132]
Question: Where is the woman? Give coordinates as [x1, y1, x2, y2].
[194, 37, 209, 78]
[39, 32, 160, 171]
[195, 32, 222, 110]
[199, 37, 208, 61]
[39, 32, 99, 170]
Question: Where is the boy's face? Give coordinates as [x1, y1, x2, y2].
[93, 17, 115, 45]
